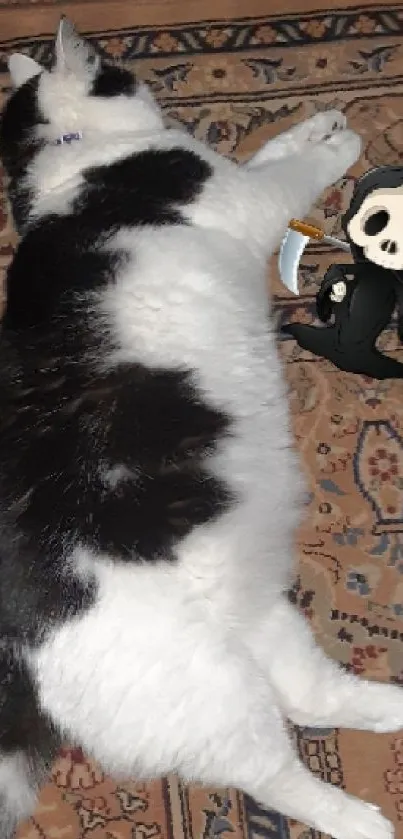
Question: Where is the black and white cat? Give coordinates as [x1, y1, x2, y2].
[0, 17, 399, 839]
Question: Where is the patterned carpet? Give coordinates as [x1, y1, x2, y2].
[0, 0, 403, 837]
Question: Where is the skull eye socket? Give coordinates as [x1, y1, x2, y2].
[363, 209, 390, 237]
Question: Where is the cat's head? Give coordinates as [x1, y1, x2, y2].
[0, 18, 163, 187]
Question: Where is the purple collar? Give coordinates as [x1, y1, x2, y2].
[55, 132, 83, 146]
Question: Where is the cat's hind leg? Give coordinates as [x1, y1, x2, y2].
[247, 596, 403, 733]
[164, 634, 394, 839]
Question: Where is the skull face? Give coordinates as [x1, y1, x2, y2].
[347, 185, 403, 270]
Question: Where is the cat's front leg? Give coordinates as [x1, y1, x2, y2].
[245, 109, 348, 165]
[243, 110, 361, 255]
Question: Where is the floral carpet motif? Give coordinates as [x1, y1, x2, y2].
[1, 0, 403, 836]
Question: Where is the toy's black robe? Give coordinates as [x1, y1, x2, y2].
[281, 166, 403, 380]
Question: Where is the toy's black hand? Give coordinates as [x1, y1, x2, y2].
[316, 263, 356, 323]
[329, 280, 347, 303]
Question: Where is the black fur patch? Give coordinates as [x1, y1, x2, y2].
[4, 148, 212, 327]
[90, 63, 137, 97]
[0, 647, 58, 762]
[0, 359, 232, 568]
[83, 147, 211, 213]
[0, 74, 48, 230]
[0, 144, 231, 648]
[0, 74, 46, 174]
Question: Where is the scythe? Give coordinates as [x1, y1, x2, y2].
[278, 219, 351, 295]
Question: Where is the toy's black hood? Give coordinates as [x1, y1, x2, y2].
[341, 166, 403, 278]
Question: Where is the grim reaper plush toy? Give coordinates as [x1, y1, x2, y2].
[281, 166, 403, 379]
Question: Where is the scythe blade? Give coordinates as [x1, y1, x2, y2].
[278, 219, 351, 296]
[278, 228, 310, 296]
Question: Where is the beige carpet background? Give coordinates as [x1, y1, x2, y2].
[0, 0, 403, 837]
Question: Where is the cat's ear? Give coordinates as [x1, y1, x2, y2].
[8, 54, 42, 89]
[55, 16, 99, 79]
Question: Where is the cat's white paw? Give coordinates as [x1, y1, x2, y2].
[289, 110, 361, 189]
[314, 127, 362, 190]
[359, 682, 403, 733]
[318, 793, 394, 839]
[302, 109, 347, 145]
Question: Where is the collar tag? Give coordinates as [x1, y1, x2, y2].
[55, 132, 83, 146]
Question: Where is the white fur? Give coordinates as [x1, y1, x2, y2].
[0, 752, 39, 837]
[8, 54, 41, 89]
[8, 38, 403, 838]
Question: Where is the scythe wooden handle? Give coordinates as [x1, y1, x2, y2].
[289, 219, 325, 240]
